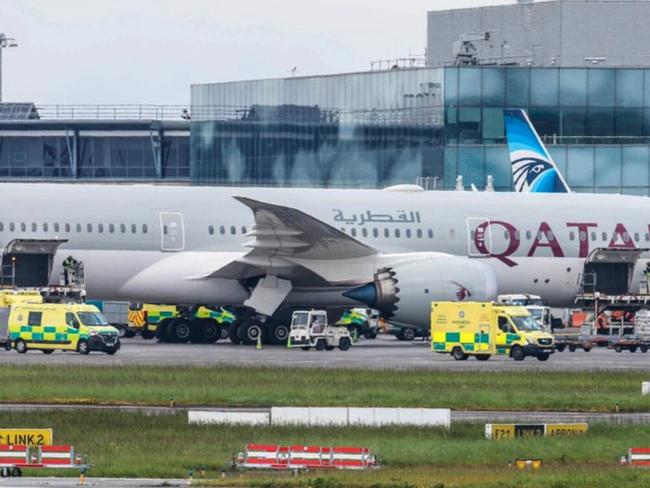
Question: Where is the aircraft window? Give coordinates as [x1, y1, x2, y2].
[362, 228, 368, 238]
[635, 232, 640, 242]
[546, 231, 554, 240]
[416, 229, 422, 238]
[109, 224, 115, 234]
[449, 229, 455, 239]
[9, 223, 14, 232]
[120, 223, 126, 233]
[219, 225, 225, 235]
[579, 231, 586, 241]
[406, 229, 411, 238]
[54, 223, 59, 232]
[0, 223, 3, 232]
[142, 224, 148, 234]
[131, 224, 136, 234]
[208, 225, 214, 235]
[623, 232, 630, 242]
[87, 224, 94, 233]
[515, 231, 520, 240]
[163, 225, 168, 235]
[230, 226, 236, 235]
[395, 229, 401, 238]
[20, 223, 26, 232]
[646, 233, 650, 242]
[428, 229, 434, 238]
[241, 226, 247, 234]
[504, 231, 508, 239]
[98, 224, 104, 234]
[384, 228, 390, 238]
[373, 228, 379, 238]
[351, 228, 357, 237]
[31, 223, 37, 232]
[569, 231, 575, 241]
[590, 232, 596, 241]
[601, 232, 607, 241]
[536, 231, 542, 240]
[65, 223, 70, 233]
[526, 231, 531, 240]
[76, 224, 81, 233]
[43, 223, 48, 232]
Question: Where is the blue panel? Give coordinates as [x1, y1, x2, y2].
[566, 147, 594, 188]
[594, 147, 621, 188]
[622, 147, 649, 187]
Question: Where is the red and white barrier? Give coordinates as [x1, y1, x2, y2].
[237, 444, 376, 470]
[628, 448, 650, 467]
[0, 445, 28, 466]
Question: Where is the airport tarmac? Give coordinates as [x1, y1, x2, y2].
[0, 335, 648, 370]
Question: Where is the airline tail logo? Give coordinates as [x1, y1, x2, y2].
[504, 109, 570, 193]
[452, 282, 472, 301]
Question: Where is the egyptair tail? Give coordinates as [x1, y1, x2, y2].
[504, 108, 571, 193]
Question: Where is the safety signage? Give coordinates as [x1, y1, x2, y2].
[0, 429, 53, 446]
[485, 423, 588, 439]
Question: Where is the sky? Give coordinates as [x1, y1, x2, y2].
[1, 0, 512, 105]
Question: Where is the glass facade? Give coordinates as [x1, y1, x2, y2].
[445, 67, 650, 193]
[0, 122, 190, 181]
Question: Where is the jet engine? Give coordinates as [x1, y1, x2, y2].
[343, 254, 498, 327]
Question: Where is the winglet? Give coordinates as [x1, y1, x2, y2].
[504, 109, 571, 193]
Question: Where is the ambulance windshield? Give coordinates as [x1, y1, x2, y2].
[510, 315, 541, 332]
[77, 312, 109, 326]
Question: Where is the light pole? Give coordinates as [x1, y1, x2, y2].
[0, 33, 18, 103]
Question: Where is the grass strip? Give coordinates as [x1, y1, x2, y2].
[1, 365, 650, 412]
[2, 410, 650, 487]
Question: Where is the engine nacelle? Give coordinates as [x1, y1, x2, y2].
[344, 254, 498, 327]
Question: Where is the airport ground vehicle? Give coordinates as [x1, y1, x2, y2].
[127, 303, 235, 342]
[288, 310, 353, 351]
[431, 302, 555, 361]
[388, 323, 429, 341]
[0, 298, 119, 354]
[497, 294, 554, 331]
[337, 308, 378, 340]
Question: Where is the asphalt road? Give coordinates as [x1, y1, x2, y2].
[0, 335, 649, 371]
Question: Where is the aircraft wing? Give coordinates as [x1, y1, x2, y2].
[204, 196, 378, 282]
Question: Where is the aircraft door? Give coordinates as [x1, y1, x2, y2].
[582, 248, 647, 294]
[466, 218, 491, 257]
[159, 212, 185, 252]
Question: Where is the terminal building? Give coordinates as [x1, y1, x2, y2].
[5, 0, 650, 194]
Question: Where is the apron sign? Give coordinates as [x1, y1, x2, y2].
[0, 429, 53, 446]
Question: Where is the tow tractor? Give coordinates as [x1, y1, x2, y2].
[288, 310, 353, 351]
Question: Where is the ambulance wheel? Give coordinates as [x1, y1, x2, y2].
[615, 344, 623, 353]
[451, 347, 468, 361]
[537, 353, 550, 361]
[3, 342, 11, 351]
[124, 328, 136, 338]
[219, 325, 230, 341]
[475, 354, 491, 361]
[568, 345, 576, 352]
[301, 346, 311, 351]
[641, 345, 649, 353]
[239, 320, 265, 345]
[339, 337, 352, 351]
[42, 349, 54, 354]
[227, 322, 241, 344]
[556, 344, 565, 352]
[15, 340, 27, 354]
[77, 339, 90, 355]
[170, 318, 192, 343]
[511, 345, 525, 361]
[401, 328, 416, 341]
[11, 466, 21, 477]
[269, 324, 290, 345]
[315, 339, 326, 351]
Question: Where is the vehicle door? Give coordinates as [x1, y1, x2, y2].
[65, 311, 81, 349]
[26, 310, 43, 348]
[495, 315, 516, 354]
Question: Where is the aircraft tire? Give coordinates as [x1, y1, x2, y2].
[170, 318, 193, 343]
[268, 323, 290, 345]
[227, 322, 241, 344]
[195, 318, 219, 343]
[239, 320, 266, 345]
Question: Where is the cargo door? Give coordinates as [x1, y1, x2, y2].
[159, 212, 185, 252]
[582, 248, 647, 294]
[466, 218, 491, 257]
[2, 239, 67, 287]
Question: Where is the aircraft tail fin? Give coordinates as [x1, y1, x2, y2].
[504, 109, 571, 193]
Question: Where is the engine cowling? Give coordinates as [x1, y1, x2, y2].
[343, 254, 497, 327]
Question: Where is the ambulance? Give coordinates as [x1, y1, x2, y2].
[1, 300, 120, 355]
[431, 301, 555, 361]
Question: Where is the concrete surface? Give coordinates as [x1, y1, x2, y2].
[0, 335, 648, 371]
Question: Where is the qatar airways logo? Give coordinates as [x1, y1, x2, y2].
[473, 220, 638, 267]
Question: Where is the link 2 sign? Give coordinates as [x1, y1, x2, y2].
[0, 429, 53, 445]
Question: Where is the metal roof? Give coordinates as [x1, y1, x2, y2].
[0, 103, 39, 120]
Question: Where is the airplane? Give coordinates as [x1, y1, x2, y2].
[504, 108, 571, 193]
[0, 181, 647, 344]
